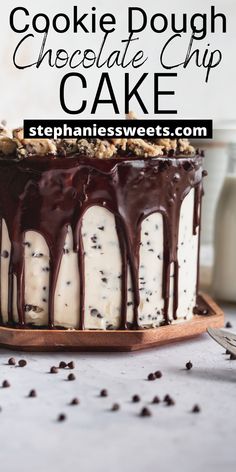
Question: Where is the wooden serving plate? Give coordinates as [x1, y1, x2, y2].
[0, 293, 224, 352]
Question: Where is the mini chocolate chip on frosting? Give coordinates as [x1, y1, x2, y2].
[0, 117, 195, 159]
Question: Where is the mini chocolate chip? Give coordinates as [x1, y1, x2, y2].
[8, 357, 16, 366]
[111, 403, 120, 411]
[163, 394, 171, 403]
[148, 373, 156, 381]
[58, 413, 66, 422]
[155, 371, 162, 379]
[50, 366, 58, 374]
[192, 404, 201, 413]
[132, 394, 141, 403]
[225, 321, 233, 328]
[59, 361, 67, 369]
[230, 353, 236, 360]
[100, 389, 108, 397]
[67, 361, 75, 369]
[186, 361, 193, 370]
[152, 396, 160, 404]
[140, 407, 152, 417]
[101, 277, 107, 283]
[225, 349, 231, 355]
[1, 250, 9, 258]
[202, 170, 208, 177]
[98, 226, 104, 231]
[68, 373, 76, 381]
[166, 397, 175, 406]
[70, 398, 79, 405]
[29, 389, 37, 398]
[18, 359, 27, 367]
[2, 380, 10, 388]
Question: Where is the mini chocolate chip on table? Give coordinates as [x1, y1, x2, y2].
[192, 404, 201, 413]
[28, 389, 37, 398]
[147, 373, 156, 381]
[70, 398, 79, 405]
[50, 366, 58, 374]
[166, 397, 175, 406]
[67, 361, 75, 369]
[111, 403, 120, 411]
[18, 359, 27, 367]
[186, 361, 193, 370]
[132, 394, 141, 403]
[68, 373, 76, 381]
[225, 321, 233, 328]
[152, 396, 160, 404]
[100, 389, 108, 397]
[59, 361, 67, 369]
[58, 413, 67, 422]
[155, 370, 162, 378]
[2, 380, 10, 388]
[140, 407, 152, 417]
[8, 357, 16, 366]
[163, 394, 171, 403]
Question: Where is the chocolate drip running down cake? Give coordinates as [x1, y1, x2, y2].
[0, 123, 205, 331]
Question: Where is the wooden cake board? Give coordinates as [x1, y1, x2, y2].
[0, 293, 224, 352]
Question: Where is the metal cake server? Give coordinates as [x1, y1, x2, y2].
[207, 327, 236, 356]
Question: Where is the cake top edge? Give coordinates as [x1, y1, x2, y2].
[0, 122, 198, 160]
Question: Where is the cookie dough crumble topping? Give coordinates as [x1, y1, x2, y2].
[0, 119, 195, 159]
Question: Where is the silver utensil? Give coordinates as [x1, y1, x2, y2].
[207, 327, 236, 357]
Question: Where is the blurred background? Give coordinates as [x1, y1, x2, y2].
[197, 124, 236, 302]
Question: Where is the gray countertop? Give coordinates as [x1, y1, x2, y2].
[0, 303, 235, 472]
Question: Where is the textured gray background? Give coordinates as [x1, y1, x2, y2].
[0, 303, 235, 472]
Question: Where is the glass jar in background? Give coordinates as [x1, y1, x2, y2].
[194, 127, 229, 246]
[212, 143, 236, 302]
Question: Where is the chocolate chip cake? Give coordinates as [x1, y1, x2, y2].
[0, 123, 205, 331]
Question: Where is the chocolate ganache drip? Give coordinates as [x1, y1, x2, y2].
[0, 153, 204, 329]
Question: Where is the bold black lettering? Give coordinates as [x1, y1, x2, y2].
[91, 73, 119, 114]
[60, 73, 87, 114]
[9, 7, 29, 33]
[154, 73, 177, 114]
[125, 73, 148, 114]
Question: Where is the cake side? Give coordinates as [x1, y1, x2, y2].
[0, 150, 204, 330]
